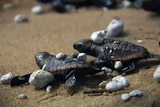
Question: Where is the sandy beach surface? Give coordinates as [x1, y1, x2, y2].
[0, 1, 160, 107]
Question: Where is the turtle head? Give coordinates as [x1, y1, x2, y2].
[73, 39, 96, 56]
[35, 52, 51, 69]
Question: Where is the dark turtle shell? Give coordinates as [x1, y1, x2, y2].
[35, 52, 91, 75]
[74, 38, 150, 62]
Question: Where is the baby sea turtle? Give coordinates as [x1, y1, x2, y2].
[73, 38, 160, 73]
[11, 52, 100, 90]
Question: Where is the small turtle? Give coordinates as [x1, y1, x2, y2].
[73, 38, 160, 73]
[11, 52, 100, 90]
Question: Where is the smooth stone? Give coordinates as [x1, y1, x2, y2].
[114, 61, 123, 69]
[18, 94, 27, 99]
[121, 93, 131, 101]
[77, 53, 87, 62]
[153, 65, 160, 82]
[14, 14, 28, 23]
[46, 85, 53, 93]
[105, 81, 123, 92]
[29, 70, 54, 89]
[56, 52, 66, 59]
[3, 3, 13, 10]
[0, 72, 14, 84]
[118, 0, 132, 8]
[31, 5, 44, 14]
[90, 30, 106, 44]
[106, 19, 124, 37]
[137, 39, 144, 43]
[129, 89, 143, 97]
[112, 75, 130, 87]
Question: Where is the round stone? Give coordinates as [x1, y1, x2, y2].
[153, 65, 160, 82]
[121, 93, 131, 101]
[112, 75, 130, 87]
[77, 53, 87, 62]
[46, 85, 53, 93]
[29, 70, 54, 89]
[106, 19, 124, 37]
[129, 89, 143, 97]
[0, 72, 14, 84]
[56, 52, 66, 59]
[18, 94, 27, 99]
[114, 61, 123, 69]
[90, 30, 106, 44]
[31, 5, 44, 14]
[14, 14, 28, 23]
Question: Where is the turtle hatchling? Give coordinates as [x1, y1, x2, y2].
[11, 52, 100, 91]
[74, 38, 160, 73]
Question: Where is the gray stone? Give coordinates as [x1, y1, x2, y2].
[121, 93, 131, 101]
[0, 72, 14, 84]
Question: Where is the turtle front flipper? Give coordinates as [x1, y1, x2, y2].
[64, 72, 76, 95]
[120, 62, 136, 75]
[94, 56, 114, 69]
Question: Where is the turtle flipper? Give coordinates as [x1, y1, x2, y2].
[11, 73, 31, 87]
[120, 63, 136, 75]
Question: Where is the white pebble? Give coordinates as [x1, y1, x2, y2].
[101, 67, 113, 73]
[105, 81, 123, 92]
[31, 5, 44, 14]
[14, 14, 28, 23]
[3, 3, 13, 10]
[112, 75, 130, 87]
[90, 30, 106, 44]
[18, 94, 27, 99]
[114, 61, 123, 69]
[106, 18, 124, 37]
[117, 0, 132, 8]
[129, 89, 143, 97]
[29, 70, 54, 89]
[121, 93, 131, 101]
[46, 85, 53, 93]
[56, 52, 66, 59]
[153, 65, 160, 82]
[77, 53, 87, 62]
[0, 72, 14, 84]
[137, 39, 143, 43]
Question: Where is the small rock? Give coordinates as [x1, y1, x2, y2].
[0, 72, 14, 84]
[121, 93, 131, 101]
[31, 5, 44, 14]
[90, 30, 106, 44]
[29, 70, 54, 89]
[56, 52, 66, 59]
[99, 81, 107, 88]
[106, 18, 124, 37]
[14, 14, 28, 23]
[77, 53, 87, 62]
[105, 81, 123, 92]
[153, 65, 160, 82]
[137, 39, 143, 43]
[18, 94, 27, 99]
[114, 61, 123, 69]
[129, 89, 143, 97]
[3, 3, 14, 10]
[112, 75, 130, 87]
[46, 85, 53, 93]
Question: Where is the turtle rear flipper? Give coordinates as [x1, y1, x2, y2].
[150, 53, 160, 59]
[11, 73, 30, 87]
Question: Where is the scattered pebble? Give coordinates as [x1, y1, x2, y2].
[56, 52, 66, 59]
[14, 14, 29, 23]
[114, 61, 123, 69]
[29, 70, 54, 89]
[77, 53, 87, 62]
[153, 65, 160, 82]
[129, 89, 143, 97]
[106, 18, 124, 37]
[137, 39, 144, 43]
[3, 3, 14, 10]
[105, 81, 123, 92]
[112, 75, 130, 87]
[90, 30, 106, 44]
[0, 72, 14, 84]
[18, 94, 27, 99]
[46, 85, 53, 93]
[31, 5, 45, 14]
[121, 93, 131, 101]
